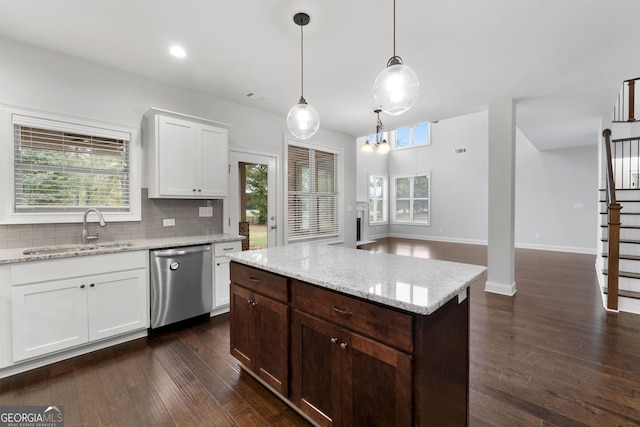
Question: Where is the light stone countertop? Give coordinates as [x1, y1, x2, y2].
[227, 243, 487, 315]
[0, 234, 244, 265]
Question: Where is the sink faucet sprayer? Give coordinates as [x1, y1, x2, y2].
[82, 208, 106, 244]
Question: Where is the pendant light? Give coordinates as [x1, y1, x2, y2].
[362, 109, 391, 154]
[287, 12, 320, 139]
[373, 0, 419, 116]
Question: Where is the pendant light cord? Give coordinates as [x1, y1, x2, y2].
[300, 23, 304, 101]
[393, 0, 396, 58]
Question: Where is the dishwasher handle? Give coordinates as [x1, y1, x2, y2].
[152, 245, 211, 257]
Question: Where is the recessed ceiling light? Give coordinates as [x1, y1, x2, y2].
[169, 46, 186, 58]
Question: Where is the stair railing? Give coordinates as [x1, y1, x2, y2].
[604, 128, 621, 310]
[614, 78, 640, 122]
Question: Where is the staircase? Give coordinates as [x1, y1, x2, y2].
[599, 187, 640, 313]
[596, 79, 640, 313]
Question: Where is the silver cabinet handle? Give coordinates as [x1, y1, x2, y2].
[340, 342, 348, 350]
[330, 337, 338, 344]
[248, 277, 260, 283]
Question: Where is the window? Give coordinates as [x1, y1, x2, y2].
[287, 143, 340, 242]
[392, 173, 430, 225]
[394, 122, 430, 149]
[368, 175, 388, 224]
[1, 106, 140, 224]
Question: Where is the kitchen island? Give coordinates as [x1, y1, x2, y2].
[228, 243, 486, 427]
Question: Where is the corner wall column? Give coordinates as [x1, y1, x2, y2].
[486, 98, 517, 296]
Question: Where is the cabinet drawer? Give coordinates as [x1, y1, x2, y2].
[230, 262, 288, 303]
[292, 280, 413, 353]
[214, 241, 242, 256]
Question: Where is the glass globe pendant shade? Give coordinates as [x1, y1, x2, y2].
[287, 98, 320, 140]
[373, 62, 420, 116]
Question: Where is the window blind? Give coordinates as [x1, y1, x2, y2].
[288, 145, 339, 241]
[13, 123, 130, 212]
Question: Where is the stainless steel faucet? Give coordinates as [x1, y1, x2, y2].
[82, 208, 107, 244]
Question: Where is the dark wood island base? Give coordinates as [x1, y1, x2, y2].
[230, 261, 473, 426]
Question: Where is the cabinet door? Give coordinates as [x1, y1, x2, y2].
[254, 292, 289, 396]
[341, 331, 412, 427]
[87, 268, 148, 341]
[230, 284, 256, 369]
[11, 278, 89, 361]
[291, 311, 342, 427]
[158, 117, 196, 196]
[214, 257, 231, 307]
[199, 126, 228, 197]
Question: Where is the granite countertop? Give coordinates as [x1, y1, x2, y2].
[227, 243, 487, 315]
[0, 234, 244, 265]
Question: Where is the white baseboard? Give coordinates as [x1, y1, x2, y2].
[514, 242, 596, 255]
[387, 233, 487, 246]
[484, 280, 517, 296]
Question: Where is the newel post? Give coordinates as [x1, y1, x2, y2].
[607, 204, 621, 311]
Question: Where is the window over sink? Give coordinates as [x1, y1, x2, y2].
[0, 106, 141, 224]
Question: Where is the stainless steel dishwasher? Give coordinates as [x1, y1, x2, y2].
[150, 244, 213, 329]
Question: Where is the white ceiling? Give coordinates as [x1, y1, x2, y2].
[0, 0, 638, 150]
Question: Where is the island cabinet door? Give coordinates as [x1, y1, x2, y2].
[341, 330, 413, 427]
[230, 284, 256, 369]
[291, 311, 343, 427]
[230, 283, 290, 397]
[254, 292, 289, 396]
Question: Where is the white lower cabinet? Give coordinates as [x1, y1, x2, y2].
[213, 241, 243, 310]
[12, 277, 89, 361]
[10, 251, 148, 362]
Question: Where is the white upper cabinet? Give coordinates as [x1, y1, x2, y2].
[145, 108, 231, 199]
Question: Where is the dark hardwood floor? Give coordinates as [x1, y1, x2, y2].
[2, 238, 640, 426]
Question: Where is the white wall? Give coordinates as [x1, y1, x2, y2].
[388, 111, 490, 244]
[515, 129, 598, 253]
[0, 36, 357, 248]
[357, 110, 598, 253]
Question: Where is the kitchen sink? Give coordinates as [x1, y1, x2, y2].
[22, 241, 133, 255]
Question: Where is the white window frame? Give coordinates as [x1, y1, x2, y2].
[391, 172, 431, 226]
[0, 105, 141, 224]
[368, 174, 388, 225]
[393, 122, 431, 150]
[285, 138, 343, 245]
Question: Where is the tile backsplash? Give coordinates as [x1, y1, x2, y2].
[0, 189, 223, 249]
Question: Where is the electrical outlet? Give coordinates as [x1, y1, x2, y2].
[199, 207, 213, 217]
[535, 233, 540, 239]
[163, 218, 175, 227]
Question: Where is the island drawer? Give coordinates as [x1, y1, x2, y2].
[230, 262, 288, 303]
[292, 280, 413, 353]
